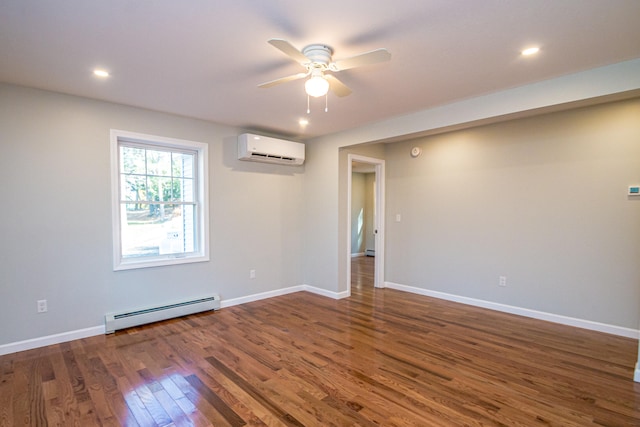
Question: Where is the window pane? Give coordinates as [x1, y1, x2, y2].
[120, 146, 146, 174]
[173, 178, 194, 202]
[121, 203, 196, 258]
[121, 175, 146, 202]
[178, 204, 195, 253]
[147, 176, 173, 202]
[172, 152, 194, 178]
[147, 150, 171, 177]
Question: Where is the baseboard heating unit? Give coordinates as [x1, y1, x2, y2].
[105, 295, 220, 333]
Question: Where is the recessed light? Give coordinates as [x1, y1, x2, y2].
[521, 47, 540, 56]
[299, 118, 309, 126]
[93, 69, 110, 77]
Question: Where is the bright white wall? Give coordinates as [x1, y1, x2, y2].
[0, 83, 305, 347]
[385, 99, 640, 329]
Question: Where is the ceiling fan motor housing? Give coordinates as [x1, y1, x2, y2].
[302, 44, 333, 68]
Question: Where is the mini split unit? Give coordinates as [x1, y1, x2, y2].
[238, 133, 305, 165]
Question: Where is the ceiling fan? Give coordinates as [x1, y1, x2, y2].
[258, 38, 391, 99]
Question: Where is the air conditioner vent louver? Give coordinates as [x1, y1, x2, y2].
[251, 153, 295, 161]
[238, 133, 305, 165]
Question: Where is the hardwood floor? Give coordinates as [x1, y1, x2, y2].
[1, 256, 639, 426]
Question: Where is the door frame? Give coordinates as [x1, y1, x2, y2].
[347, 154, 385, 291]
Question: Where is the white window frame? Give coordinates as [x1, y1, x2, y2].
[110, 129, 209, 270]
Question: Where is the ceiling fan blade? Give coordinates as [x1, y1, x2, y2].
[268, 38, 309, 65]
[258, 72, 308, 89]
[332, 48, 391, 71]
[325, 74, 352, 97]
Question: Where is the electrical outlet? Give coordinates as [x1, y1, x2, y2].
[249, 269, 256, 279]
[499, 276, 507, 287]
[37, 299, 47, 313]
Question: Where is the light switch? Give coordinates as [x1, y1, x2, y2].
[395, 214, 401, 222]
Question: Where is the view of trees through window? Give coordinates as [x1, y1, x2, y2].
[119, 144, 197, 258]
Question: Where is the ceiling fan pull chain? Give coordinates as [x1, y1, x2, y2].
[325, 93, 328, 112]
[307, 94, 311, 114]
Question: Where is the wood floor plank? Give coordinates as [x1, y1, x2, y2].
[0, 362, 15, 426]
[191, 368, 284, 427]
[204, 356, 305, 427]
[117, 375, 158, 427]
[176, 374, 236, 426]
[139, 370, 192, 425]
[185, 372, 246, 427]
[165, 374, 216, 427]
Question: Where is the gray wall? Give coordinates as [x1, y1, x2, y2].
[0, 83, 305, 345]
[384, 99, 640, 328]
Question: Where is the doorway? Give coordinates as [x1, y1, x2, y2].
[347, 154, 385, 293]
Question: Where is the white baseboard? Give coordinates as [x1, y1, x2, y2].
[220, 284, 349, 308]
[384, 281, 640, 339]
[0, 325, 105, 356]
[304, 285, 350, 300]
[351, 252, 365, 258]
[220, 285, 307, 308]
[635, 363, 640, 383]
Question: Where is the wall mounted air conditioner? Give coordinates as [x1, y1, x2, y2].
[238, 133, 305, 165]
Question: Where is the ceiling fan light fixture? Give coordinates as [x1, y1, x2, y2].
[305, 75, 329, 98]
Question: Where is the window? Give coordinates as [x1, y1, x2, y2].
[110, 129, 209, 270]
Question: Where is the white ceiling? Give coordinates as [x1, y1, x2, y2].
[1, 0, 639, 141]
